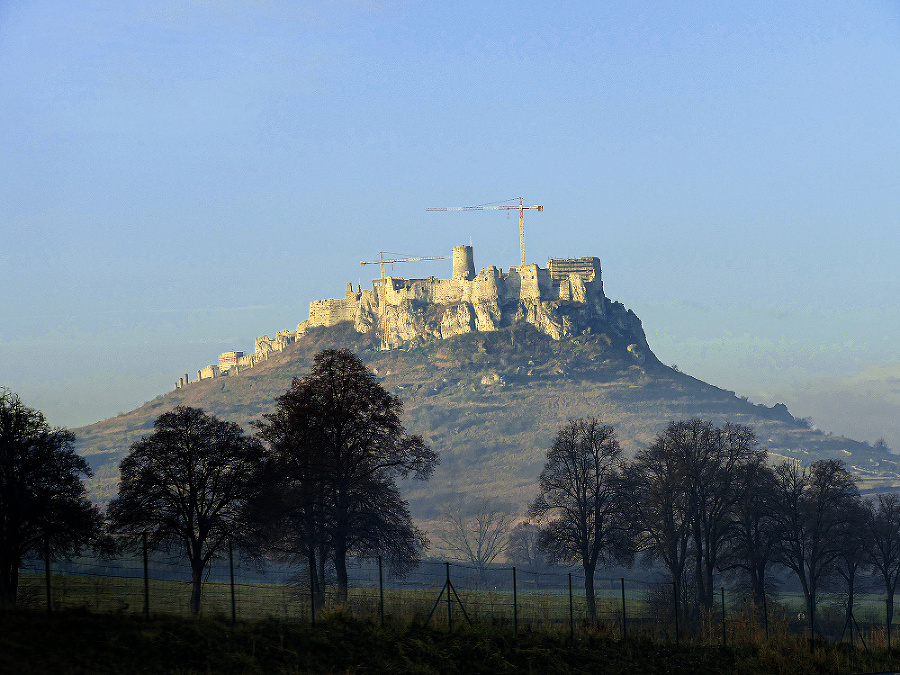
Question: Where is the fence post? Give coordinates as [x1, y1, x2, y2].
[446, 562, 452, 631]
[142, 532, 150, 619]
[721, 587, 726, 646]
[43, 536, 51, 614]
[309, 560, 316, 626]
[512, 566, 518, 635]
[851, 610, 870, 653]
[621, 577, 627, 639]
[568, 572, 574, 640]
[673, 580, 680, 646]
[228, 540, 236, 624]
[378, 555, 384, 628]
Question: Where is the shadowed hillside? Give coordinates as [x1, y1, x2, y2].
[74, 322, 900, 525]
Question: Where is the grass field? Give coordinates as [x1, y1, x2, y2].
[15, 569, 900, 654]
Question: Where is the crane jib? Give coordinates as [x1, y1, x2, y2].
[426, 199, 543, 267]
[427, 206, 542, 211]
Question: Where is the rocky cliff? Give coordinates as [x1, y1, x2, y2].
[294, 248, 652, 352]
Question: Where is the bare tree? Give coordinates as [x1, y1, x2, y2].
[866, 493, 900, 634]
[529, 418, 631, 621]
[108, 406, 264, 615]
[0, 390, 102, 605]
[687, 422, 766, 610]
[248, 439, 331, 608]
[254, 349, 438, 603]
[436, 498, 514, 573]
[507, 522, 553, 569]
[833, 499, 870, 637]
[722, 461, 781, 613]
[624, 431, 692, 596]
[627, 420, 765, 613]
[772, 459, 860, 638]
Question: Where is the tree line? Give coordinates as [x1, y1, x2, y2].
[1, 348, 899, 639]
[526, 417, 900, 638]
[0, 349, 436, 614]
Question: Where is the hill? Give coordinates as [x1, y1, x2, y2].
[74, 321, 900, 526]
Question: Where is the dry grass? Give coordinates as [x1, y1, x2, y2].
[4, 604, 900, 674]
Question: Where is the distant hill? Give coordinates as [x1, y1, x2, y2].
[74, 321, 900, 528]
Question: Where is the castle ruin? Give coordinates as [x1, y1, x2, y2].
[185, 246, 651, 385]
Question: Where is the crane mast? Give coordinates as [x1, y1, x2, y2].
[427, 197, 543, 267]
[360, 252, 447, 349]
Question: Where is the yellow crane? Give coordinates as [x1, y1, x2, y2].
[427, 197, 543, 267]
[360, 252, 448, 348]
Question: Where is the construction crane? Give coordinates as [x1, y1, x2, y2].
[427, 197, 543, 267]
[360, 252, 448, 348]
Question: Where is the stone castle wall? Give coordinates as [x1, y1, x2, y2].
[294, 246, 635, 349]
[182, 246, 651, 388]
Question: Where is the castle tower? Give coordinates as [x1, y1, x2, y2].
[452, 245, 476, 281]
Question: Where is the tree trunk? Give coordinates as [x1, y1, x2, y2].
[190, 560, 204, 615]
[0, 559, 18, 606]
[692, 522, 709, 612]
[751, 563, 767, 621]
[583, 562, 597, 622]
[806, 575, 817, 639]
[888, 587, 895, 635]
[307, 547, 324, 611]
[306, 513, 326, 609]
[703, 551, 717, 612]
[844, 572, 856, 637]
[334, 544, 348, 605]
[316, 547, 327, 608]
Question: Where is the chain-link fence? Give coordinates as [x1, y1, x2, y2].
[16, 549, 900, 650]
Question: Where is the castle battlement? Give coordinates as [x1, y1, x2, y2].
[291, 246, 644, 350]
[183, 246, 649, 387]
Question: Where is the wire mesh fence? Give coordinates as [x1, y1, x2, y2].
[15, 548, 900, 650]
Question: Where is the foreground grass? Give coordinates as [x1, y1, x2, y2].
[3, 607, 900, 675]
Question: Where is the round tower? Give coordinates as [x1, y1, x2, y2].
[452, 245, 476, 281]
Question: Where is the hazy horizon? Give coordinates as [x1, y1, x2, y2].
[2, 1, 898, 452]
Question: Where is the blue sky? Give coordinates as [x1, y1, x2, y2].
[2, 1, 899, 450]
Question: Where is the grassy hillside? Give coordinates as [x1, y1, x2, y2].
[74, 322, 900, 525]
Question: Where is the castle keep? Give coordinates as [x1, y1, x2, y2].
[185, 246, 650, 385]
